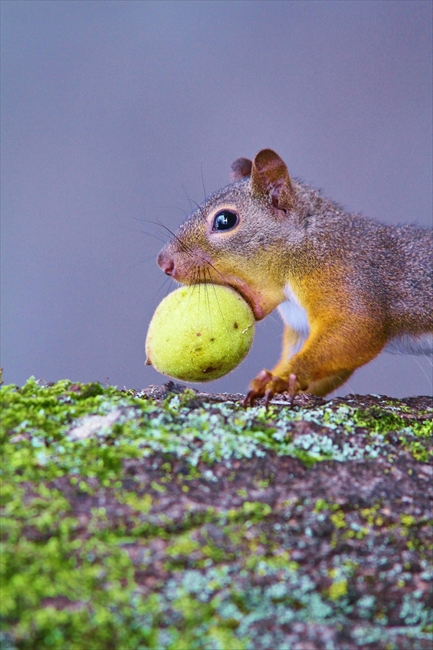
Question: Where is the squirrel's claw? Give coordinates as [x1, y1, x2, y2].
[264, 388, 275, 410]
[244, 370, 300, 408]
[287, 373, 298, 407]
[243, 369, 273, 407]
[243, 390, 257, 408]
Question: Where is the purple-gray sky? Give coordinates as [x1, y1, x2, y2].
[2, 0, 432, 397]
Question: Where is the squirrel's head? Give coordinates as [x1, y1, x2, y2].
[157, 149, 308, 320]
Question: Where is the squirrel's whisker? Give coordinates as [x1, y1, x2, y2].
[154, 147, 432, 401]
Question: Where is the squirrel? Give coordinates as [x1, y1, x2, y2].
[156, 149, 433, 405]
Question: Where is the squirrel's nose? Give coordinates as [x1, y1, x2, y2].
[157, 251, 174, 276]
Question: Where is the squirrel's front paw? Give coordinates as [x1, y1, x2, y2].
[244, 370, 300, 408]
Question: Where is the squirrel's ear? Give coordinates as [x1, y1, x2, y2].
[230, 157, 252, 182]
[251, 149, 294, 211]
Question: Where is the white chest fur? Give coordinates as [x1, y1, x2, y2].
[384, 332, 433, 356]
[277, 283, 310, 356]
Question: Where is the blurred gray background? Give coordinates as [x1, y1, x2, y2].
[2, 0, 432, 397]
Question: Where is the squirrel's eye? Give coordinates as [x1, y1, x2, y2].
[212, 210, 239, 231]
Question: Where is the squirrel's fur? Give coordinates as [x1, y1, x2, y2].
[157, 149, 432, 403]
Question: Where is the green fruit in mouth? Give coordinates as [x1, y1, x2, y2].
[145, 284, 255, 382]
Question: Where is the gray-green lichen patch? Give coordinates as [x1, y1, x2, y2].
[1, 378, 432, 649]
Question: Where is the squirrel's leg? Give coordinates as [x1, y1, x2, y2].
[244, 368, 354, 406]
[306, 370, 354, 397]
[273, 325, 301, 372]
[245, 320, 384, 405]
[244, 325, 302, 406]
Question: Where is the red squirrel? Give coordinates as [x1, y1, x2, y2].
[156, 149, 433, 405]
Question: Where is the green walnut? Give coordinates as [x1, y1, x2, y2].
[145, 285, 255, 382]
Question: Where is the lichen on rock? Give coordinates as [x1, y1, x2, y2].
[1, 378, 432, 649]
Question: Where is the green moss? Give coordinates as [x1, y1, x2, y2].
[3, 379, 430, 480]
[328, 579, 348, 600]
[2, 379, 432, 649]
[330, 511, 346, 529]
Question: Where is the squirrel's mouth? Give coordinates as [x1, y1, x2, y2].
[161, 255, 267, 320]
[225, 282, 267, 321]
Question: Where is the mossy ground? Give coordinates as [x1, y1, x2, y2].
[1, 378, 432, 649]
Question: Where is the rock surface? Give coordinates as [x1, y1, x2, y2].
[1, 378, 432, 649]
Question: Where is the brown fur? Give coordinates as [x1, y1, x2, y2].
[157, 149, 432, 403]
